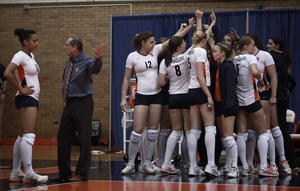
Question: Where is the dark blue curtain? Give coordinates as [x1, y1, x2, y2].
[111, 11, 247, 147]
[248, 9, 300, 133]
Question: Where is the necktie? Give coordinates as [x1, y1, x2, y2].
[63, 58, 74, 101]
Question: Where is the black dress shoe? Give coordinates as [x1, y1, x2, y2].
[49, 176, 69, 182]
[69, 176, 87, 182]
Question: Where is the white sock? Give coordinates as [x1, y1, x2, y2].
[205, 126, 217, 167]
[144, 130, 159, 164]
[257, 133, 269, 170]
[271, 126, 286, 162]
[222, 138, 231, 169]
[237, 133, 248, 169]
[157, 129, 171, 166]
[187, 129, 201, 168]
[128, 131, 142, 165]
[246, 130, 256, 166]
[225, 136, 238, 169]
[267, 130, 276, 166]
[164, 130, 182, 165]
[20, 133, 36, 177]
[12, 136, 22, 174]
[230, 142, 238, 168]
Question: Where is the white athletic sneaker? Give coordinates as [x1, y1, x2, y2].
[279, 160, 292, 175]
[227, 167, 239, 178]
[150, 163, 161, 173]
[161, 164, 181, 174]
[9, 171, 24, 182]
[23, 172, 48, 184]
[189, 166, 205, 176]
[142, 163, 156, 174]
[240, 168, 250, 177]
[270, 164, 279, 172]
[204, 164, 221, 177]
[258, 167, 279, 177]
[121, 164, 135, 175]
[219, 167, 230, 176]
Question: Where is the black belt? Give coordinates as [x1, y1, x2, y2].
[66, 95, 92, 102]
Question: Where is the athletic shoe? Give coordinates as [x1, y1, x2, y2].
[121, 164, 135, 175]
[142, 163, 156, 174]
[23, 172, 48, 184]
[189, 166, 205, 176]
[204, 164, 221, 177]
[227, 167, 239, 178]
[161, 164, 181, 174]
[151, 159, 162, 168]
[150, 163, 161, 173]
[270, 164, 279, 172]
[180, 162, 189, 171]
[258, 167, 279, 177]
[279, 160, 292, 175]
[240, 168, 250, 177]
[138, 164, 144, 172]
[248, 164, 257, 175]
[9, 172, 24, 182]
[219, 166, 230, 176]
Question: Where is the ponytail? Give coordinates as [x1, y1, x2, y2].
[164, 36, 183, 67]
[270, 36, 292, 74]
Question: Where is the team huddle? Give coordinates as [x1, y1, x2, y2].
[120, 10, 296, 178]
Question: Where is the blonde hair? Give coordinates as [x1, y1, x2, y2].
[216, 42, 235, 62]
[191, 30, 207, 50]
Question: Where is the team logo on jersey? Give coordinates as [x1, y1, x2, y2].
[76, 67, 79, 72]
[256, 57, 259, 61]
[150, 53, 154, 57]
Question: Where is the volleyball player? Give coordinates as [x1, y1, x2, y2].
[233, 36, 278, 177]
[158, 36, 191, 174]
[5, 28, 48, 183]
[120, 18, 195, 175]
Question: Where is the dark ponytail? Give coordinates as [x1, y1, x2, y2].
[14, 28, 36, 45]
[164, 36, 183, 67]
[270, 36, 292, 73]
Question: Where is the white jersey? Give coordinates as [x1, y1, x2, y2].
[125, 44, 162, 95]
[11, 51, 40, 101]
[187, 47, 211, 89]
[233, 54, 259, 106]
[159, 51, 190, 94]
[255, 50, 275, 91]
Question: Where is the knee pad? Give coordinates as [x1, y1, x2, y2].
[169, 130, 182, 141]
[205, 126, 216, 136]
[237, 133, 248, 142]
[267, 130, 274, 141]
[16, 136, 22, 143]
[190, 129, 201, 139]
[247, 130, 255, 140]
[22, 133, 36, 146]
[147, 130, 159, 141]
[271, 126, 282, 138]
[130, 131, 142, 143]
[258, 133, 269, 141]
[160, 129, 172, 138]
[224, 136, 236, 149]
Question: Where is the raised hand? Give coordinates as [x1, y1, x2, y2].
[92, 43, 104, 58]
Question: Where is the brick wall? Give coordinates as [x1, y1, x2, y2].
[0, 0, 299, 141]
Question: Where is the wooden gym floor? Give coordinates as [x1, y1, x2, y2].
[0, 145, 300, 191]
